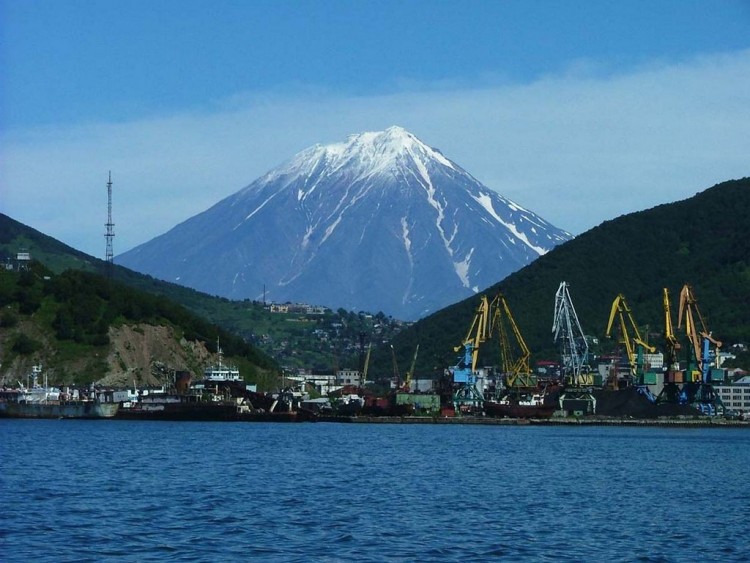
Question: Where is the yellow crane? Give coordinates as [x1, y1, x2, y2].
[657, 284, 724, 415]
[361, 343, 372, 387]
[389, 344, 400, 388]
[403, 344, 419, 392]
[492, 292, 533, 388]
[677, 284, 722, 382]
[663, 287, 680, 365]
[453, 294, 495, 374]
[657, 287, 684, 405]
[450, 294, 497, 409]
[605, 293, 655, 382]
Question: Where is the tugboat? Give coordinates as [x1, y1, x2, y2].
[201, 338, 241, 383]
[116, 339, 304, 422]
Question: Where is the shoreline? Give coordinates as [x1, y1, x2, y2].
[332, 415, 750, 428]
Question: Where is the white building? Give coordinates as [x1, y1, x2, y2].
[644, 353, 664, 370]
[714, 376, 750, 412]
[336, 369, 362, 387]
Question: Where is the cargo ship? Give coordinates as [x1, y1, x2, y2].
[116, 346, 305, 422]
[116, 395, 305, 422]
[0, 365, 119, 419]
[0, 395, 119, 419]
[116, 395, 240, 421]
[484, 392, 556, 419]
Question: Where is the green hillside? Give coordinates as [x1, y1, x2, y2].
[0, 261, 280, 387]
[380, 178, 750, 378]
[0, 213, 404, 372]
[0, 215, 101, 274]
[4, 177, 748, 383]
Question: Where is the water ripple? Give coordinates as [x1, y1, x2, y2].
[2, 421, 750, 561]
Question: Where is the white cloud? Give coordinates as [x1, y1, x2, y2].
[2, 49, 749, 258]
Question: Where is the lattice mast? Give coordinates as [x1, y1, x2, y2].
[552, 281, 589, 385]
[105, 172, 115, 276]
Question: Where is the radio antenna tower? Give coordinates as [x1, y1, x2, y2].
[105, 171, 115, 277]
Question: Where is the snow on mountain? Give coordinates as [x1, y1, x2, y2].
[117, 126, 571, 320]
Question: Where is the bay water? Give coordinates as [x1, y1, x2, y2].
[2, 420, 748, 562]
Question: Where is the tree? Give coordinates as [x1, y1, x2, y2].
[12, 333, 41, 355]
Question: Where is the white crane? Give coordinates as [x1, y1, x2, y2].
[552, 281, 591, 386]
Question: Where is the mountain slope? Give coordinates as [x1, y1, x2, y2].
[0, 264, 280, 388]
[118, 127, 570, 319]
[0, 213, 406, 371]
[381, 178, 750, 377]
[0, 213, 101, 274]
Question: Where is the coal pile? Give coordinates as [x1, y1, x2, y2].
[593, 387, 702, 419]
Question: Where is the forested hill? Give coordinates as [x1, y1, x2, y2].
[0, 213, 406, 372]
[0, 262, 279, 387]
[384, 177, 750, 376]
[0, 213, 101, 274]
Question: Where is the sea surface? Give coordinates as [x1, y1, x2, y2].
[1, 420, 749, 562]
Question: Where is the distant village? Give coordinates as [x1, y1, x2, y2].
[251, 299, 410, 373]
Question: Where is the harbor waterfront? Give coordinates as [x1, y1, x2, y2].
[337, 415, 750, 428]
[2, 420, 749, 562]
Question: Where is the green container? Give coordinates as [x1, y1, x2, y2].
[643, 372, 658, 385]
[710, 368, 725, 383]
[395, 393, 441, 412]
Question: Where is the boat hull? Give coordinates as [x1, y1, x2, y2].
[117, 402, 306, 422]
[116, 402, 240, 421]
[0, 401, 119, 419]
[484, 401, 555, 419]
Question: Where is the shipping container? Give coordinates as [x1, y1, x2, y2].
[643, 372, 658, 385]
[710, 369, 726, 383]
[395, 392, 440, 412]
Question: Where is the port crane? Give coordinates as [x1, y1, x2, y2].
[605, 293, 655, 386]
[553, 282, 596, 415]
[402, 344, 419, 392]
[663, 287, 680, 370]
[450, 294, 495, 411]
[492, 292, 534, 389]
[678, 284, 722, 383]
[658, 287, 685, 405]
[552, 282, 592, 386]
[676, 284, 723, 414]
[361, 343, 372, 388]
[390, 345, 400, 389]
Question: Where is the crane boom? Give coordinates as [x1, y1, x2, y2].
[605, 293, 655, 379]
[493, 293, 533, 388]
[677, 284, 722, 382]
[658, 286, 724, 415]
[390, 344, 400, 388]
[403, 344, 419, 392]
[450, 294, 496, 410]
[362, 343, 372, 386]
[552, 282, 591, 385]
[453, 295, 494, 374]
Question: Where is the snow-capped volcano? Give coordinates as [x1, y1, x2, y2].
[117, 126, 571, 319]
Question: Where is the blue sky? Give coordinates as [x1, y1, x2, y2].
[2, 0, 750, 257]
